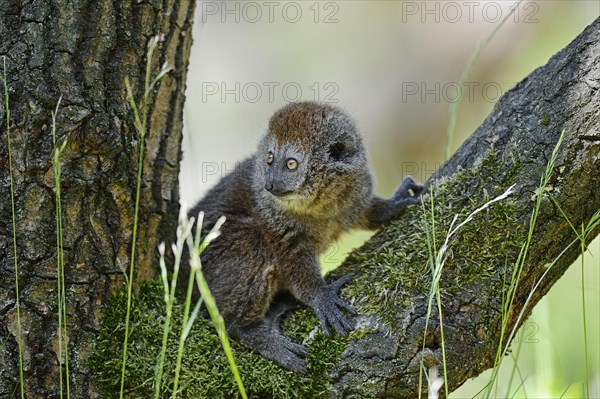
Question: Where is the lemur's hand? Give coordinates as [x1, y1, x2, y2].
[395, 176, 424, 205]
[311, 275, 357, 337]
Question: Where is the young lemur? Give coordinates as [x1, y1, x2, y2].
[185, 101, 423, 372]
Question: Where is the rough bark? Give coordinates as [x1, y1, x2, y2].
[0, 1, 193, 398]
[327, 17, 600, 398]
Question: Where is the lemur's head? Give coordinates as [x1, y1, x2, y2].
[255, 101, 370, 213]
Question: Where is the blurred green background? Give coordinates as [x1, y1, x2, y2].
[181, 2, 599, 397]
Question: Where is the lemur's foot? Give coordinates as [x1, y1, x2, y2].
[232, 322, 309, 373]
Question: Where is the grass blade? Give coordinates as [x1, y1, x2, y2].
[118, 77, 147, 399]
[2, 55, 25, 399]
[154, 219, 193, 398]
[485, 130, 565, 397]
[445, 0, 524, 160]
[171, 215, 203, 398]
[185, 216, 248, 399]
[580, 223, 590, 399]
[52, 96, 71, 399]
[119, 35, 170, 398]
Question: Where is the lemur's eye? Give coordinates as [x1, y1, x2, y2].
[267, 152, 274, 165]
[286, 158, 298, 170]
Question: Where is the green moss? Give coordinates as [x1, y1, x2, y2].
[91, 280, 349, 398]
[539, 116, 551, 126]
[338, 149, 525, 332]
[349, 326, 375, 341]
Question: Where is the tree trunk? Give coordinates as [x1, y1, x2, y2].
[0, 1, 193, 397]
[328, 17, 600, 398]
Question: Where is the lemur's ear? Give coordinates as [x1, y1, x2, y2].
[328, 142, 346, 161]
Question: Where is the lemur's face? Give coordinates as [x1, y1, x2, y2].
[256, 136, 308, 209]
[256, 102, 368, 211]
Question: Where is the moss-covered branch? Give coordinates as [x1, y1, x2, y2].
[328, 16, 600, 397]
[92, 17, 600, 398]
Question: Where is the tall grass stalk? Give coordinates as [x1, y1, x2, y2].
[504, 329, 526, 398]
[1, 330, 12, 353]
[154, 214, 230, 398]
[2, 56, 25, 399]
[418, 185, 515, 398]
[154, 223, 191, 399]
[575, 211, 600, 399]
[580, 223, 590, 399]
[418, 190, 439, 399]
[434, 290, 448, 397]
[545, 194, 595, 399]
[508, 369, 528, 399]
[119, 36, 172, 399]
[51, 96, 71, 399]
[485, 130, 565, 397]
[153, 218, 193, 398]
[185, 215, 248, 399]
[559, 384, 574, 399]
[444, 0, 523, 161]
[170, 214, 205, 397]
[498, 222, 587, 392]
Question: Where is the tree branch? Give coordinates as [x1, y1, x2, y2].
[328, 17, 600, 398]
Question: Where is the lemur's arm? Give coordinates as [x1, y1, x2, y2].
[355, 176, 424, 230]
